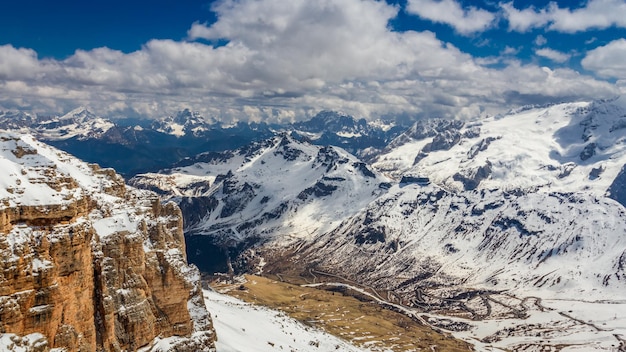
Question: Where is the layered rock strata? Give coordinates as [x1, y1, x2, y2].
[0, 132, 216, 351]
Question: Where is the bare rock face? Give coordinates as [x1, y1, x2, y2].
[0, 132, 216, 351]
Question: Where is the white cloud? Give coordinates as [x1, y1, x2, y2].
[547, 0, 626, 32]
[0, 45, 52, 80]
[534, 35, 547, 46]
[535, 48, 571, 63]
[406, 0, 496, 35]
[500, 2, 550, 32]
[501, 0, 626, 33]
[582, 39, 626, 79]
[0, 0, 620, 122]
[502, 46, 521, 55]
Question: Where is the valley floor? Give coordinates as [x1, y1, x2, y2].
[207, 275, 473, 351]
[206, 275, 626, 352]
[449, 297, 626, 351]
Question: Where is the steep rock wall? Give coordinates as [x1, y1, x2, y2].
[0, 133, 215, 351]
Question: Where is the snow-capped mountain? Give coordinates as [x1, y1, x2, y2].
[0, 107, 114, 141]
[281, 99, 626, 300]
[130, 133, 389, 272]
[291, 110, 405, 158]
[129, 100, 626, 300]
[373, 99, 626, 199]
[294, 110, 371, 135]
[0, 110, 39, 130]
[151, 108, 217, 137]
[39, 106, 115, 140]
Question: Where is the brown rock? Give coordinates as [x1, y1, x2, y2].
[0, 134, 216, 351]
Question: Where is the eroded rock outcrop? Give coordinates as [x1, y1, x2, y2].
[0, 132, 216, 351]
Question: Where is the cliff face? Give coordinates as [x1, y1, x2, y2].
[0, 133, 216, 351]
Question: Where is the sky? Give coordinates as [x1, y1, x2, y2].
[1, 0, 625, 122]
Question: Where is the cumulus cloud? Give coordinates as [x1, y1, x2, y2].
[582, 39, 626, 79]
[535, 48, 571, 63]
[501, 0, 626, 33]
[500, 2, 550, 32]
[0, 0, 620, 122]
[0, 45, 52, 80]
[405, 0, 496, 35]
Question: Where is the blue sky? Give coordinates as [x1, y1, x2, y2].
[0, 0, 216, 59]
[1, 0, 625, 121]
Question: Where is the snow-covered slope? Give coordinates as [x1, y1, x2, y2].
[299, 183, 626, 300]
[130, 134, 389, 248]
[203, 289, 366, 352]
[0, 131, 111, 208]
[283, 99, 626, 301]
[34, 107, 114, 141]
[373, 99, 626, 199]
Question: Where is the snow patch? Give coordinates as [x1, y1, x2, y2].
[202, 289, 366, 352]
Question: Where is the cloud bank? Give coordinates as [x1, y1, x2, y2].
[0, 0, 621, 122]
[501, 0, 626, 33]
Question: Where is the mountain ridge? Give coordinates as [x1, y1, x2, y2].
[129, 133, 389, 273]
[0, 107, 406, 176]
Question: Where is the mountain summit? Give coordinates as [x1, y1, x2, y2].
[130, 133, 389, 272]
[151, 109, 216, 137]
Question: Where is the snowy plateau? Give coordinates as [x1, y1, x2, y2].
[130, 99, 626, 351]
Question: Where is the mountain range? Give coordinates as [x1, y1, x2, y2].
[2, 98, 626, 350]
[129, 133, 389, 273]
[129, 99, 626, 297]
[128, 99, 626, 350]
[0, 108, 405, 177]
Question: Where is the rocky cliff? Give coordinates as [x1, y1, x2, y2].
[0, 132, 216, 351]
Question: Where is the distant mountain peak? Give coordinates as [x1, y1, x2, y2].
[152, 109, 217, 137]
[60, 106, 96, 121]
[173, 108, 208, 124]
[296, 110, 366, 133]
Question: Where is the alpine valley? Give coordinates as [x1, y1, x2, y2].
[2, 98, 626, 351]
